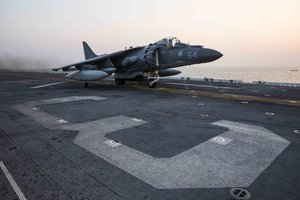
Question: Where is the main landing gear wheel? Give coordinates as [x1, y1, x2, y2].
[115, 79, 126, 85]
[84, 82, 88, 88]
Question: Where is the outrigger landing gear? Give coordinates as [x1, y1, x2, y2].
[147, 71, 160, 88]
[115, 79, 126, 85]
[84, 82, 88, 88]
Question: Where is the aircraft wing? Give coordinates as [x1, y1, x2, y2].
[52, 54, 109, 71]
[52, 46, 144, 72]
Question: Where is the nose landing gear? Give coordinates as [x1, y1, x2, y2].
[147, 71, 160, 88]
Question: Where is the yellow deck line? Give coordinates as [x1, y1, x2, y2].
[132, 85, 300, 107]
[89, 81, 300, 107]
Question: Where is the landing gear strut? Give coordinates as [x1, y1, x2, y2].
[147, 78, 157, 88]
[84, 82, 88, 88]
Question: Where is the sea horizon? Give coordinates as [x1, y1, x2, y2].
[177, 65, 300, 83]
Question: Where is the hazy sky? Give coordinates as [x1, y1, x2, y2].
[0, 0, 299, 68]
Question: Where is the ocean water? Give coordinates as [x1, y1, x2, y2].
[177, 66, 300, 83]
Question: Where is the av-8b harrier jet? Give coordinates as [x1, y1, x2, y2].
[53, 37, 222, 88]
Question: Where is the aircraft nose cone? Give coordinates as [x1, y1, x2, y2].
[210, 49, 223, 60]
[215, 51, 223, 59]
[195, 47, 223, 63]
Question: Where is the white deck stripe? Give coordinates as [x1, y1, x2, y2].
[30, 82, 65, 89]
[164, 82, 240, 90]
[0, 161, 27, 200]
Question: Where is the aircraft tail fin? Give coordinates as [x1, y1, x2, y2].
[83, 41, 97, 60]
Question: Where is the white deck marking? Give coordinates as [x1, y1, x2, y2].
[131, 118, 143, 122]
[0, 161, 27, 200]
[14, 96, 106, 129]
[15, 97, 291, 189]
[209, 136, 233, 145]
[30, 82, 65, 89]
[266, 112, 275, 116]
[164, 82, 241, 90]
[57, 119, 68, 124]
[3, 80, 41, 83]
[104, 140, 122, 147]
[72, 120, 290, 189]
[200, 114, 209, 117]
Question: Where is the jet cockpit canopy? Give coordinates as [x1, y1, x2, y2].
[155, 37, 188, 48]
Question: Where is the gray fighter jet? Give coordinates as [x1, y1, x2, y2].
[52, 37, 222, 88]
